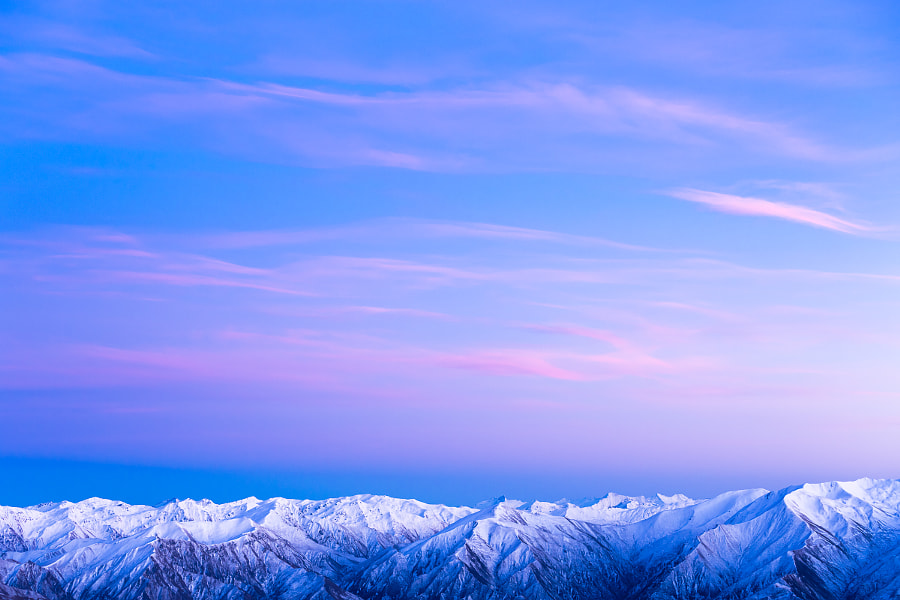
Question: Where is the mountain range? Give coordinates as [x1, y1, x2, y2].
[2, 477, 900, 599]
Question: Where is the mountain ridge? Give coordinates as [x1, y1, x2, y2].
[1, 478, 899, 599]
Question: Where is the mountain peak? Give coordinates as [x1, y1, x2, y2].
[3, 479, 900, 600]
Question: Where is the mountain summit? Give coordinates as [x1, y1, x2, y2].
[2, 478, 899, 599]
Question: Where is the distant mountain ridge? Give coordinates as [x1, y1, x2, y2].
[2, 478, 900, 599]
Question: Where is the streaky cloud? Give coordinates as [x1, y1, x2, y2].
[197, 218, 666, 253]
[2, 51, 865, 170]
[665, 188, 880, 235]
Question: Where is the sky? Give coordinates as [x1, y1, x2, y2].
[1, 0, 899, 507]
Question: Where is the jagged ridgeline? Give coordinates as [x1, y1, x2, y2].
[2, 478, 900, 600]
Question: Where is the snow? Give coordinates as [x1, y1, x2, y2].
[2, 478, 900, 600]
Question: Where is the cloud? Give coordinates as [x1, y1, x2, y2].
[520, 323, 631, 348]
[4, 217, 900, 443]
[518, 324, 675, 377]
[613, 22, 881, 86]
[1, 52, 860, 171]
[749, 180, 847, 205]
[93, 271, 314, 296]
[320, 306, 454, 320]
[251, 55, 460, 86]
[226, 80, 839, 160]
[434, 351, 588, 381]
[414, 220, 660, 252]
[197, 218, 662, 253]
[1, 18, 155, 59]
[0, 228, 318, 296]
[665, 188, 879, 235]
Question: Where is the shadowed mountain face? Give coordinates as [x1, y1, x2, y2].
[1, 479, 900, 600]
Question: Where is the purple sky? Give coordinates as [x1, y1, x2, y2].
[1, 0, 899, 505]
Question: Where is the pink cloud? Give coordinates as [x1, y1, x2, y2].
[4, 18, 155, 59]
[229, 327, 677, 382]
[429, 344, 680, 382]
[512, 323, 702, 378]
[166, 255, 274, 276]
[355, 147, 460, 171]
[220, 79, 859, 162]
[335, 306, 453, 319]
[436, 352, 588, 381]
[95, 270, 314, 296]
[0, 53, 145, 86]
[0, 341, 391, 395]
[194, 218, 660, 253]
[583, 351, 672, 375]
[294, 256, 489, 285]
[645, 301, 740, 322]
[49, 248, 158, 259]
[89, 232, 142, 245]
[7, 51, 875, 171]
[751, 180, 847, 204]
[256, 304, 454, 322]
[0, 335, 597, 392]
[203, 331, 605, 383]
[666, 188, 879, 235]
[7, 231, 319, 297]
[607, 88, 836, 160]
[416, 220, 660, 252]
[194, 227, 358, 248]
[5, 224, 898, 405]
[521, 323, 632, 348]
[120, 90, 271, 118]
[251, 55, 472, 86]
[80, 345, 208, 371]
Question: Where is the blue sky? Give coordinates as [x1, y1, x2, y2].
[1, 0, 899, 506]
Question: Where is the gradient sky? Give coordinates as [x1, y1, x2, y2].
[2, 0, 900, 507]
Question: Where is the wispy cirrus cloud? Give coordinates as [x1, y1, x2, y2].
[0, 50, 866, 171]
[435, 351, 589, 381]
[4, 0, 900, 486]
[566, 18, 888, 89]
[225, 79, 843, 161]
[4, 214, 900, 479]
[2, 228, 317, 297]
[263, 305, 455, 321]
[665, 188, 882, 235]
[197, 218, 663, 253]
[412, 220, 660, 252]
[250, 55, 472, 86]
[0, 18, 155, 59]
[86, 270, 314, 296]
[9, 223, 900, 309]
[517, 324, 675, 376]
[5, 222, 900, 390]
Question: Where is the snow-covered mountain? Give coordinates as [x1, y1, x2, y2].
[2, 478, 899, 600]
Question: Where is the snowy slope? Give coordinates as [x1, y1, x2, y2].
[1, 479, 899, 599]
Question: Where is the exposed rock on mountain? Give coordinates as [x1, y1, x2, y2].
[2, 479, 899, 599]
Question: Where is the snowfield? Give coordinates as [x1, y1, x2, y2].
[2, 478, 900, 599]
